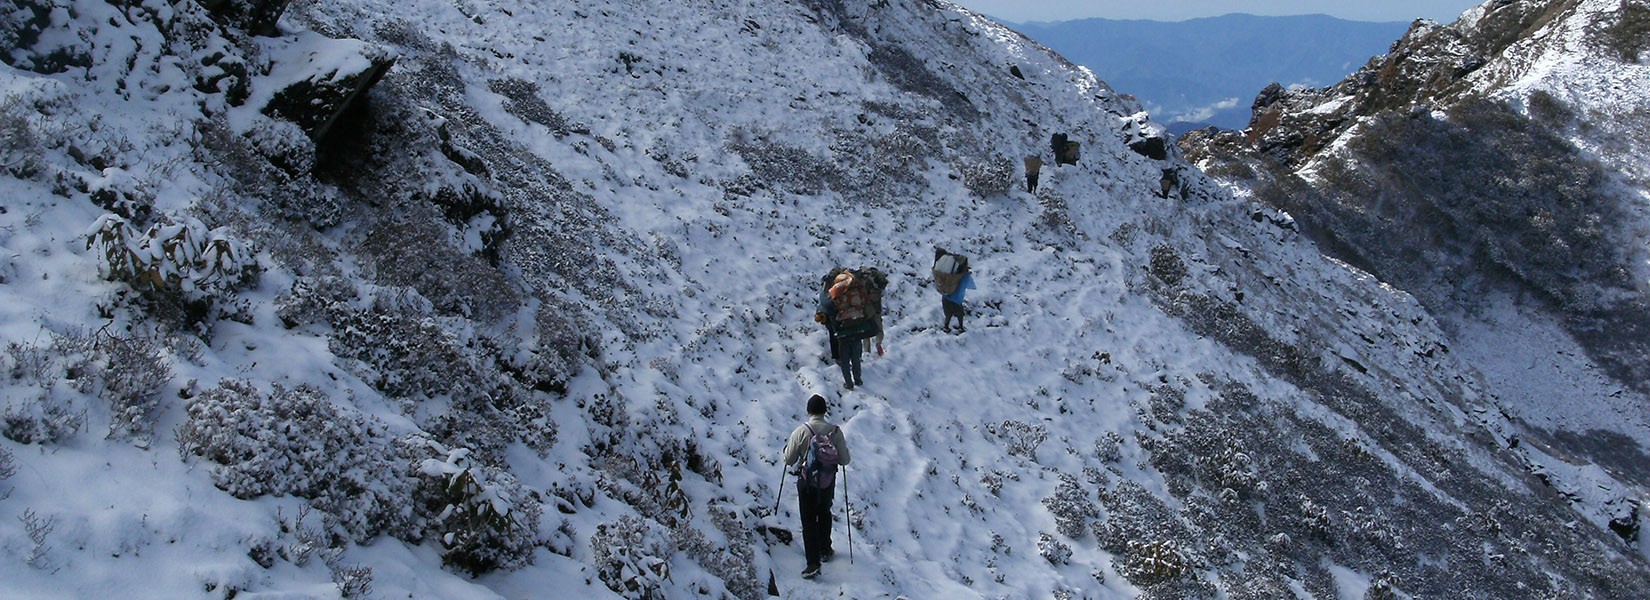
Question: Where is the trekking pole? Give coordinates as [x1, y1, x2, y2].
[844, 466, 854, 564]
[774, 466, 786, 516]
[768, 466, 785, 596]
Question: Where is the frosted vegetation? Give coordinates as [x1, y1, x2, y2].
[0, 0, 1646, 598]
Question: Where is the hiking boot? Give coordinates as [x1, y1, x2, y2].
[941, 326, 951, 333]
[821, 549, 835, 563]
[853, 378, 863, 387]
[801, 564, 821, 579]
[844, 382, 855, 391]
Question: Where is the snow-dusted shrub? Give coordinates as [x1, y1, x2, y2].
[958, 154, 1013, 198]
[1095, 431, 1124, 463]
[1094, 480, 1192, 556]
[670, 504, 762, 600]
[326, 305, 471, 398]
[1524, 89, 1574, 124]
[993, 419, 1047, 460]
[868, 117, 936, 172]
[332, 564, 374, 599]
[86, 167, 156, 223]
[726, 129, 842, 196]
[19, 507, 56, 570]
[981, 470, 1004, 496]
[275, 506, 345, 568]
[408, 437, 541, 575]
[94, 332, 172, 440]
[354, 216, 517, 322]
[591, 515, 674, 600]
[490, 78, 576, 137]
[0, 94, 48, 179]
[593, 452, 693, 530]
[242, 118, 315, 177]
[1, 392, 85, 446]
[586, 392, 630, 452]
[2, 327, 172, 442]
[1146, 383, 1186, 425]
[84, 213, 259, 322]
[1153, 411, 1265, 501]
[0, 443, 15, 483]
[1042, 473, 1097, 539]
[1297, 496, 1333, 540]
[1364, 571, 1401, 600]
[1148, 245, 1187, 287]
[175, 379, 413, 540]
[980, 468, 1019, 497]
[426, 379, 558, 466]
[1117, 539, 1191, 586]
[859, 38, 977, 119]
[193, 117, 341, 228]
[85, 212, 255, 295]
[495, 294, 587, 395]
[1601, 2, 1650, 63]
[1036, 190, 1075, 235]
[274, 275, 357, 330]
[0, 335, 92, 445]
[1038, 532, 1072, 565]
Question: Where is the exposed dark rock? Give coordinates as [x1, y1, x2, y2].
[0, 0, 91, 74]
[261, 37, 396, 142]
[196, 0, 293, 37]
[1129, 136, 1168, 161]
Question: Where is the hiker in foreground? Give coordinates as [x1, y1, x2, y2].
[782, 394, 852, 580]
[932, 247, 976, 333]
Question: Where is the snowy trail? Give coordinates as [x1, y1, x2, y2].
[749, 268, 1037, 597]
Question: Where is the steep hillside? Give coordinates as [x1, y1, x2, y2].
[1182, 0, 1650, 553]
[1015, 14, 1408, 132]
[2, 0, 1647, 599]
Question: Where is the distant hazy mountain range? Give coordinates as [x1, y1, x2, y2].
[1014, 13, 1409, 132]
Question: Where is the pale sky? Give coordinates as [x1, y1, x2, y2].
[950, 0, 1485, 23]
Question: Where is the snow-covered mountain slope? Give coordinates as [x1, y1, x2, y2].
[2, 0, 1647, 598]
[1181, 0, 1650, 553]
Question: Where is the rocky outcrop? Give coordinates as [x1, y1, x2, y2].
[196, 0, 293, 37]
[259, 33, 396, 142]
[1187, 0, 1587, 171]
[1181, 0, 1650, 549]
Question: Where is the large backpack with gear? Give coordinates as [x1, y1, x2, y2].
[824, 267, 884, 340]
[933, 249, 969, 295]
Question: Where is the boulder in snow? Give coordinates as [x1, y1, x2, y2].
[197, 0, 293, 37]
[256, 32, 396, 142]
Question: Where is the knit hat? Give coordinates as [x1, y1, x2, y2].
[807, 394, 827, 415]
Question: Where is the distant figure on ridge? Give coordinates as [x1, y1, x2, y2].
[782, 394, 851, 580]
[1159, 167, 1180, 199]
[932, 247, 975, 333]
[1024, 153, 1043, 193]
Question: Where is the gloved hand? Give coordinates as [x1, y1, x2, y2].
[814, 312, 826, 323]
